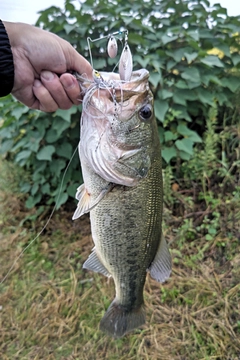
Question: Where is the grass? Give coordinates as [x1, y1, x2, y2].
[0, 156, 240, 360]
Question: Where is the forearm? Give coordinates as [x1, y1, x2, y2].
[0, 20, 14, 97]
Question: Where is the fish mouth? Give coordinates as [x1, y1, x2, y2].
[76, 68, 152, 122]
[75, 68, 150, 99]
[98, 68, 149, 84]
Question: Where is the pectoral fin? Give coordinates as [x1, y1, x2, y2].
[72, 183, 113, 220]
[83, 248, 111, 277]
[148, 233, 172, 283]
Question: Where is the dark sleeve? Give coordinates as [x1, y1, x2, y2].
[0, 20, 14, 97]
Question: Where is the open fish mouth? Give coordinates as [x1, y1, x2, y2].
[74, 68, 150, 100]
[75, 68, 153, 130]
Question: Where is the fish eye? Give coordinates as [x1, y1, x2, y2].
[139, 104, 152, 120]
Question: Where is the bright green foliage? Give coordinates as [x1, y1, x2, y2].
[1, 0, 240, 207]
[0, 96, 82, 208]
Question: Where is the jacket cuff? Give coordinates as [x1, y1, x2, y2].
[0, 20, 14, 97]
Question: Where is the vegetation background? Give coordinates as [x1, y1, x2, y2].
[0, 0, 239, 359]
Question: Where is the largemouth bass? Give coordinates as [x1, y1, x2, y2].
[73, 69, 172, 338]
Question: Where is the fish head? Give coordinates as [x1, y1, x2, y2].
[79, 69, 160, 186]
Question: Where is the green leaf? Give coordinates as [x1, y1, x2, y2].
[199, 29, 214, 40]
[161, 146, 177, 163]
[166, 60, 177, 71]
[161, 34, 178, 45]
[177, 124, 202, 143]
[56, 192, 69, 209]
[174, 89, 198, 104]
[167, 48, 186, 62]
[41, 183, 50, 195]
[15, 150, 31, 164]
[172, 105, 192, 122]
[36, 145, 55, 161]
[232, 53, 240, 66]
[187, 30, 199, 42]
[129, 33, 146, 45]
[154, 100, 169, 123]
[221, 77, 240, 93]
[216, 92, 229, 106]
[93, 58, 106, 70]
[151, 60, 162, 74]
[158, 89, 173, 100]
[67, 183, 79, 198]
[54, 107, 78, 123]
[175, 80, 188, 89]
[178, 150, 192, 161]
[56, 143, 73, 159]
[64, 24, 75, 34]
[133, 55, 150, 68]
[20, 182, 31, 193]
[201, 55, 224, 67]
[0, 139, 14, 154]
[181, 68, 201, 83]
[201, 74, 222, 86]
[175, 138, 194, 155]
[173, 93, 187, 106]
[50, 159, 66, 177]
[25, 193, 42, 209]
[149, 72, 162, 88]
[184, 52, 198, 64]
[31, 183, 39, 196]
[46, 129, 59, 143]
[164, 131, 178, 142]
[196, 88, 214, 106]
[53, 118, 72, 136]
[187, 81, 201, 89]
[214, 44, 231, 58]
[11, 106, 28, 120]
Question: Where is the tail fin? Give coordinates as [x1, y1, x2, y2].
[100, 300, 145, 338]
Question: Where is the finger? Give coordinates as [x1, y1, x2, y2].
[32, 79, 58, 112]
[40, 71, 73, 110]
[60, 73, 82, 105]
[68, 49, 93, 81]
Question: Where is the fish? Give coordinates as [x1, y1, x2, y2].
[73, 68, 172, 338]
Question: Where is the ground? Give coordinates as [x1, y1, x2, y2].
[0, 159, 239, 360]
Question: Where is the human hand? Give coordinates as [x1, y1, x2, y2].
[3, 21, 93, 112]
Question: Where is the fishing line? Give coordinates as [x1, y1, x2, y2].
[0, 145, 79, 285]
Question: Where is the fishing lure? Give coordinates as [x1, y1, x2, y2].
[119, 44, 133, 81]
[87, 30, 133, 82]
[92, 69, 104, 84]
[107, 36, 118, 58]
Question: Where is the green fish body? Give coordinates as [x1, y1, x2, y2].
[73, 69, 171, 338]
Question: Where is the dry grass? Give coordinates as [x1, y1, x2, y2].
[0, 160, 239, 360]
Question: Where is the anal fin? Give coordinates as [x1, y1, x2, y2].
[83, 248, 111, 277]
[148, 233, 172, 283]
